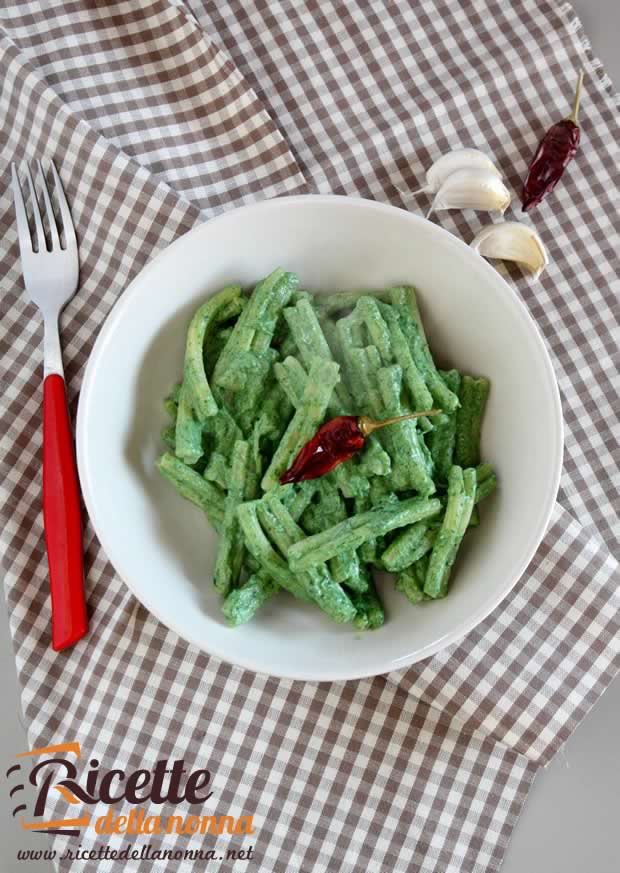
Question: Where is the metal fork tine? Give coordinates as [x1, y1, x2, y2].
[11, 163, 35, 256]
[37, 160, 61, 249]
[50, 161, 77, 252]
[25, 164, 47, 253]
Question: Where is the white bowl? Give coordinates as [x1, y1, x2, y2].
[77, 195, 563, 681]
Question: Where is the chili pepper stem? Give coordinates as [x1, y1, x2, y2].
[567, 70, 584, 124]
[358, 410, 442, 436]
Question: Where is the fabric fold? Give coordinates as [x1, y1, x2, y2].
[0, 0, 307, 212]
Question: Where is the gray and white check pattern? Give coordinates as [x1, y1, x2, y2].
[0, 2, 618, 872]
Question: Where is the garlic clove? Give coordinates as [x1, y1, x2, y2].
[425, 148, 502, 193]
[427, 168, 511, 218]
[470, 221, 549, 278]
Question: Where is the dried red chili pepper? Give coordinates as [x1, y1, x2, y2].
[280, 411, 441, 484]
[522, 71, 584, 212]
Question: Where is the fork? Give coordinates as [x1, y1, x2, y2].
[11, 161, 88, 651]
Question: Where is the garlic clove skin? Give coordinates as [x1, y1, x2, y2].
[470, 221, 549, 278]
[425, 148, 502, 193]
[427, 168, 511, 218]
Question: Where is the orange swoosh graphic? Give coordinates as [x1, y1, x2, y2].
[17, 742, 81, 759]
[22, 815, 90, 830]
[54, 785, 80, 804]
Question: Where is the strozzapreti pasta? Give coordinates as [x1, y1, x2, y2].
[157, 269, 496, 628]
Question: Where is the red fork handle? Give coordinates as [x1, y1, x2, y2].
[43, 374, 88, 651]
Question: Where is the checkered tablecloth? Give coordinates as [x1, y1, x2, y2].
[0, 2, 618, 871]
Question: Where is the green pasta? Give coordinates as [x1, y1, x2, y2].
[161, 424, 176, 452]
[299, 480, 367, 590]
[329, 460, 371, 499]
[355, 296, 393, 365]
[261, 493, 356, 623]
[205, 325, 234, 379]
[183, 284, 243, 422]
[349, 572, 385, 629]
[476, 472, 497, 503]
[213, 268, 297, 391]
[288, 496, 441, 571]
[381, 521, 437, 573]
[222, 572, 279, 626]
[428, 369, 461, 481]
[376, 364, 435, 494]
[280, 480, 321, 522]
[213, 440, 250, 595]
[261, 357, 340, 491]
[380, 302, 434, 411]
[156, 452, 224, 531]
[157, 271, 496, 628]
[202, 405, 243, 463]
[395, 565, 428, 605]
[174, 383, 204, 465]
[455, 376, 490, 467]
[237, 500, 311, 602]
[283, 299, 352, 410]
[273, 356, 307, 408]
[357, 439, 391, 478]
[164, 393, 179, 421]
[203, 451, 229, 490]
[313, 288, 391, 316]
[424, 466, 476, 598]
[390, 286, 460, 413]
[319, 315, 348, 371]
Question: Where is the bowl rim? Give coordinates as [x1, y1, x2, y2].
[77, 193, 564, 680]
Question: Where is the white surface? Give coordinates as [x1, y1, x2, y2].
[502, 680, 620, 873]
[1, 2, 617, 868]
[76, 195, 562, 680]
